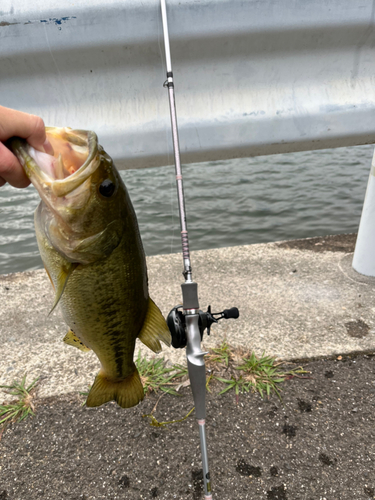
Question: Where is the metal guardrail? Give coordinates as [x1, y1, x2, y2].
[1, 0, 375, 170]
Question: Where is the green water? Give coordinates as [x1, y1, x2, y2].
[0, 145, 372, 275]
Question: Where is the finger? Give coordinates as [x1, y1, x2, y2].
[0, 106, 53, 155]
[0, 142, 31, 188]
[0, 106, 45, 142]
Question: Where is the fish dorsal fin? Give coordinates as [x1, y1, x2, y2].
[49, 262, 78, 315]
[138, 298, 171, 353]
[63, 329, 91, 352]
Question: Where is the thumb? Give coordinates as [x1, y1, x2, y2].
[0, 106, 54, 155]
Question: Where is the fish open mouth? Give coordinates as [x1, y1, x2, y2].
[11, 128, 99, 197]
[30, 128, 90, 181]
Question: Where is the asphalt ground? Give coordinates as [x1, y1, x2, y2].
[0, 354, 374, 500]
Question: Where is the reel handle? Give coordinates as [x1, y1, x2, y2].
[223, 307, 239, 319]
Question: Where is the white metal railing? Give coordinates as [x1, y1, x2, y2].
[1, 0, 375, 169]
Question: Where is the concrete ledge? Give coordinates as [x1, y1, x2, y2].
[1, 234, 375, 399]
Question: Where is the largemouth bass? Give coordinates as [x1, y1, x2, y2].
[10, 128, 171, 408]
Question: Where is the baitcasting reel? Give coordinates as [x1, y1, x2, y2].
[167, 305, 240, 349]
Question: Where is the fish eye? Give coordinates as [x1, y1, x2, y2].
[99, 179, 116, 198]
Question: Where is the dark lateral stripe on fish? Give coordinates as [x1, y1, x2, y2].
[107, 331, 130, 376]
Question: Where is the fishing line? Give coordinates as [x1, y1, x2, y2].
[41, 23, 70, 118]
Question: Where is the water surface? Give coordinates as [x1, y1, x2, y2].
[0, 145, 372, 274]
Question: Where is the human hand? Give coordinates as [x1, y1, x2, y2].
[0, 106, 54, 188]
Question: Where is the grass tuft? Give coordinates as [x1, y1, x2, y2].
[0, 374, 39, 428]
[205, 341, 232, 367]
[206, 342, 309, 402]
[136, 350, 188, 396]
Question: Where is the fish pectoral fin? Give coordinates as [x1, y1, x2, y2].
[86, 368, 144, 409]
[138, 298, 171, 354]
[48, 262, 78, 315]
[63, 329, 91, 352]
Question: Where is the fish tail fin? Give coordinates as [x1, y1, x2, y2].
[86, 367, 144, 408]
[138, 298, 171, 353]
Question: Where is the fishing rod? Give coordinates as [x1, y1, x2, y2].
[160, 2, 239, 498]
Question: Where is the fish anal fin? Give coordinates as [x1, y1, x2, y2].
[138, 298, 171, 353]
[86, 368, 144, 408]
[49, 262, 78, 315]
[63, 329, 91, 352]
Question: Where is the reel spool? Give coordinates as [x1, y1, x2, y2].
[167, 305, 239, 349]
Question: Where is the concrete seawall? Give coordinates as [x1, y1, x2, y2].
[1, 234, 374, 399]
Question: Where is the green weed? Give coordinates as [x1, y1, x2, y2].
[216, 375, 250, 396]
[0, 374, 39, 427]
[136, 350, 188, 396]
[206, 341, 232, 367]
[210, 343, 309, 401]
[236, 351, 287, 399]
